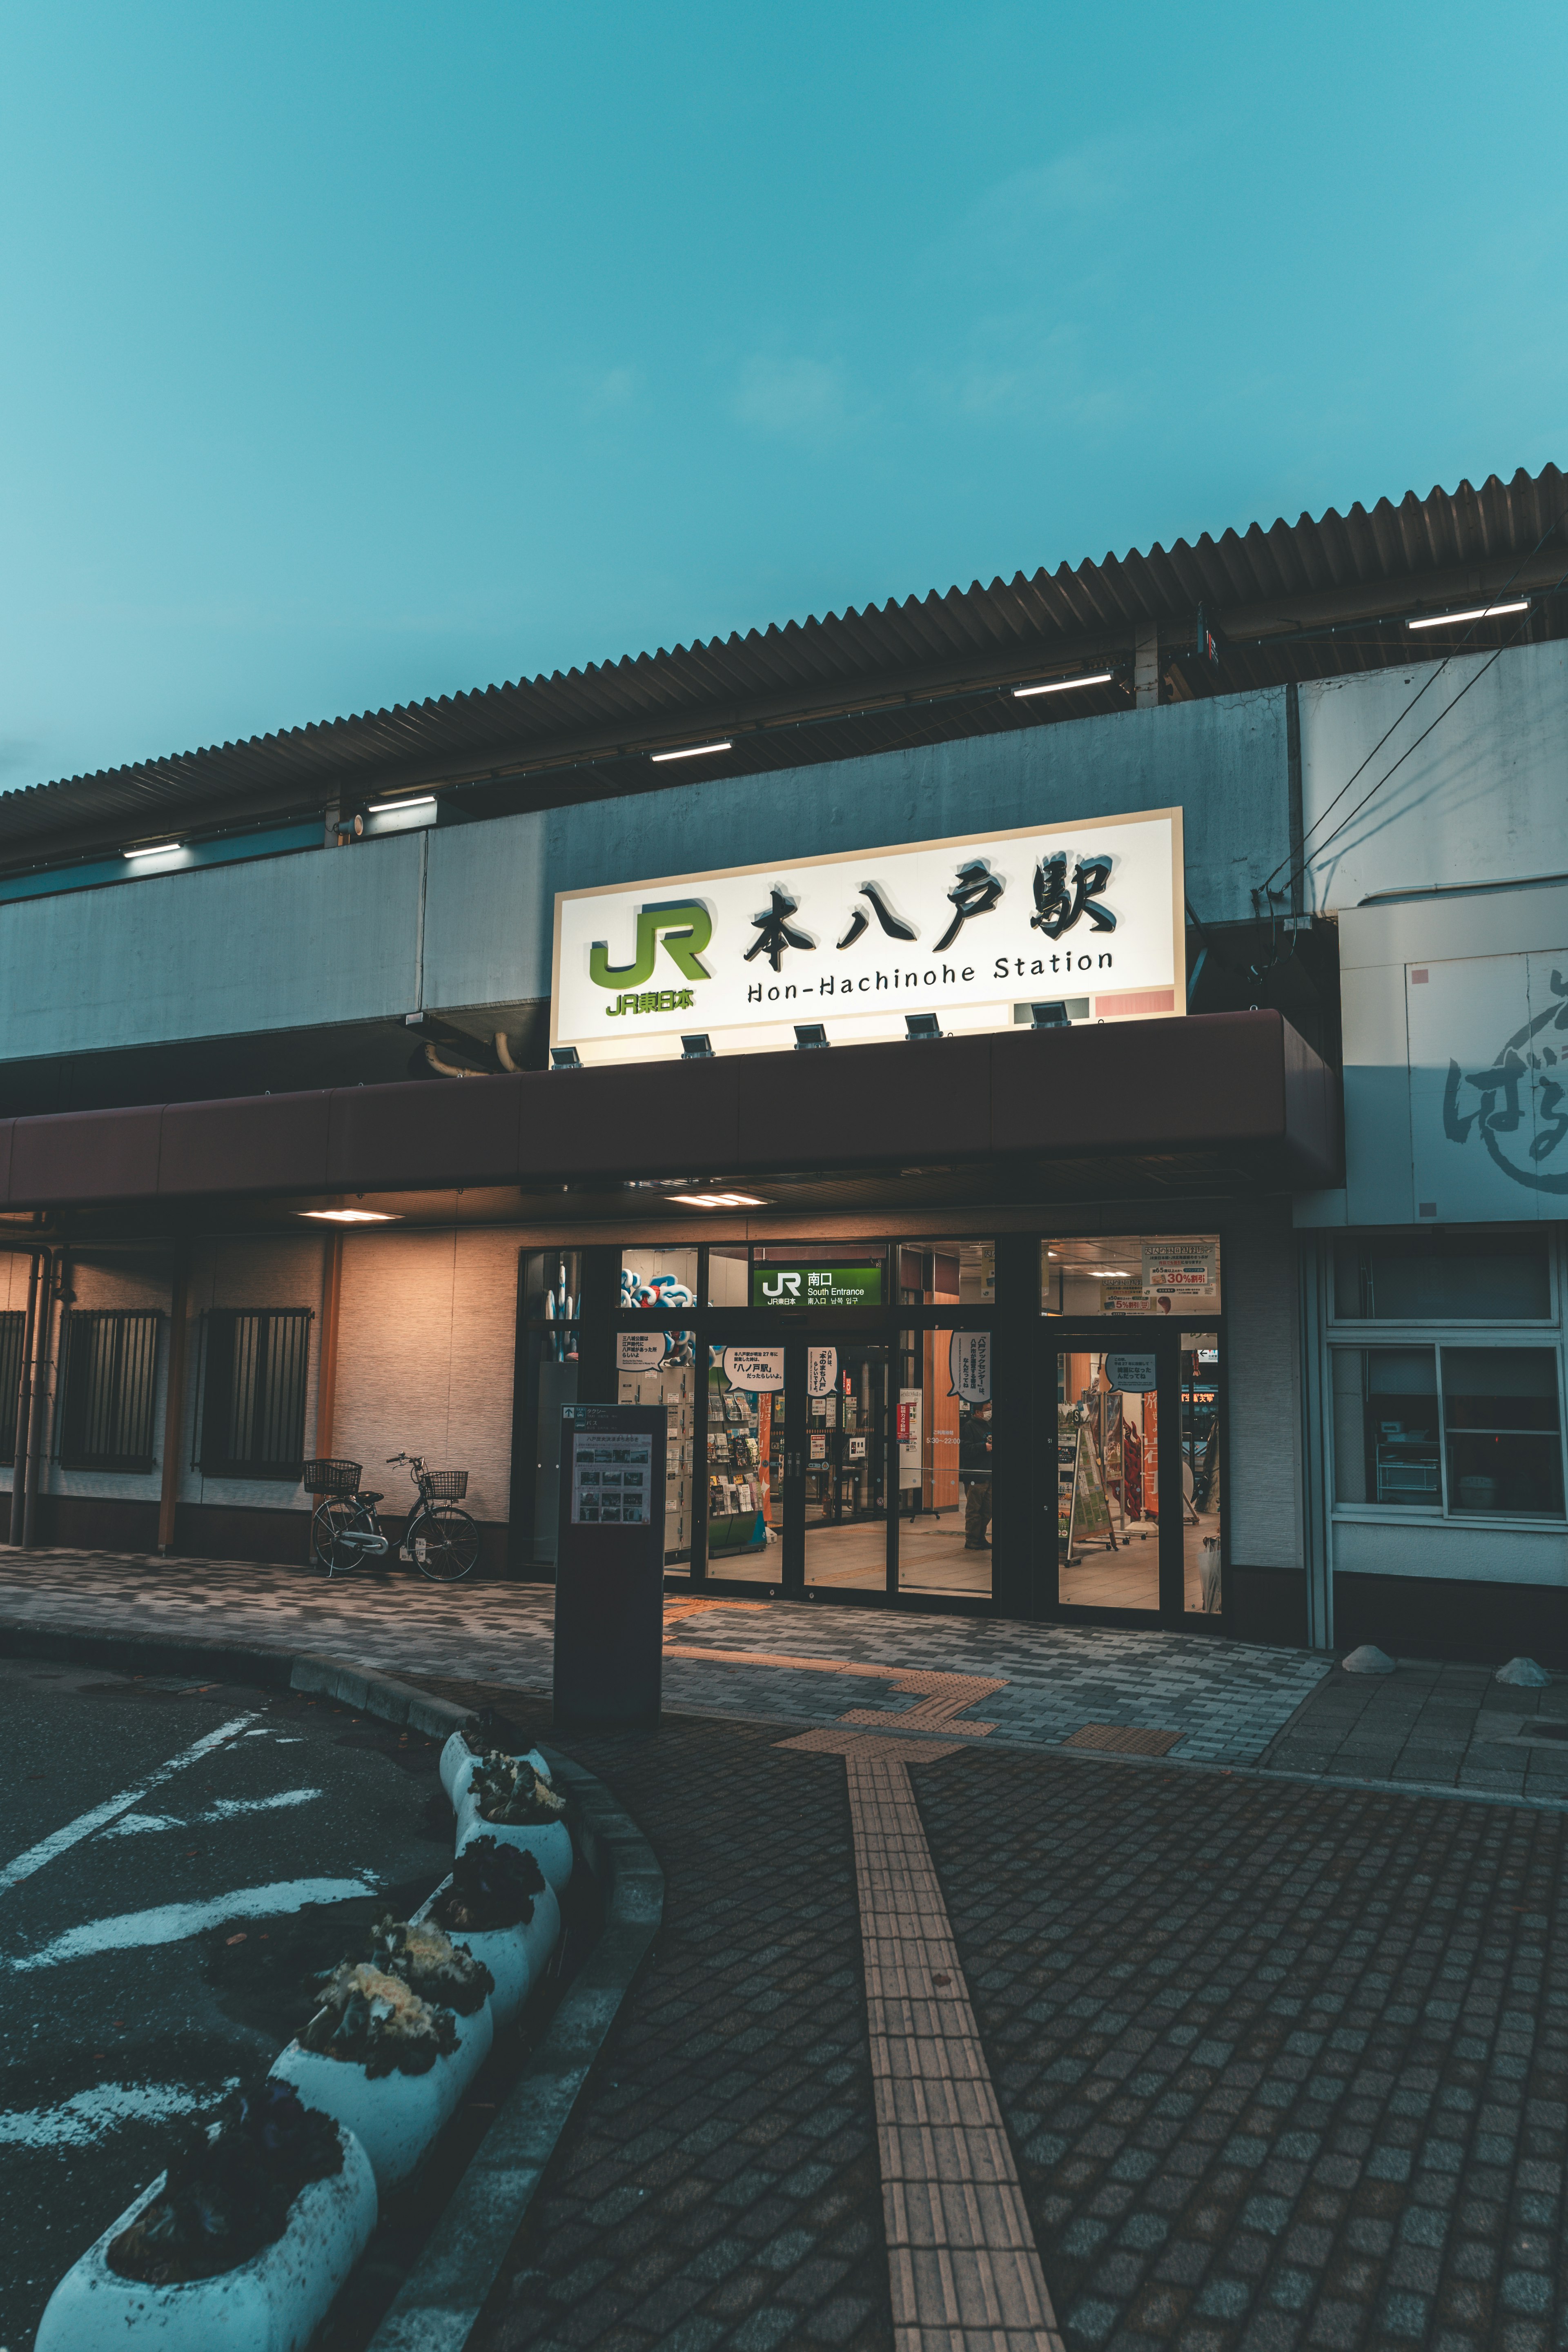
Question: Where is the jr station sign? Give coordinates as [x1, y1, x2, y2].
[550, 808, 1185, 1067]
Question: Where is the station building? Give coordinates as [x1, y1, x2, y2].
[2, 463, 1565, 1660]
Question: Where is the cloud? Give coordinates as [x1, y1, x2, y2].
[733, 354, 853, 441]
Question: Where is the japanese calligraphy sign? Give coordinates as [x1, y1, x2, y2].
[551, 808, 1184, 1066]
[1407, 948, 1568, 1217]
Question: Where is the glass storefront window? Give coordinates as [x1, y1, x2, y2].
[1332, 1347, 1440, 1507]
[1333, 1231, 1551, 1321]
[896, 1241, 995, 1307]
[1182, 1332, 1222, 1614]
[1042, 1234, 1222, 1317]
[706, 1244, 749, 1307]
[621, 1248, 698, 1312]
[616, 1330, 697, 1569]
[519, 1252, 581, 1567]
[896, 1328, 993, 1599]
[1442, 1347, 1564, 1518]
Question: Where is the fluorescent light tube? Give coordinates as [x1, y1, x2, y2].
[650, 740, 733, 763]
[668, 1192, 767, 1208]
[1012, 672, 1114, 699]
[123, 842, 183, 860]
[1407, 600, 1528, 630]
[298, 1209, 400, 1223]
[368, 794, 437, 813]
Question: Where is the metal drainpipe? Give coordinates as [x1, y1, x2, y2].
[9, 1249, 44, 1545]
[22, 1249, 64, 1552]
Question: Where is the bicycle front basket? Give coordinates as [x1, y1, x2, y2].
[303, 1458, 362, 1497]
[424, 1469, 468, 1501]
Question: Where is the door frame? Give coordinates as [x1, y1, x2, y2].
[1035, 1316, 1227, 1632]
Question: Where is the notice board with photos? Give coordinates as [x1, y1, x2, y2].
[554, 1403, 667, 1728]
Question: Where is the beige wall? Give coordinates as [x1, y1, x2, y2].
[331, 1227, 519, 1524]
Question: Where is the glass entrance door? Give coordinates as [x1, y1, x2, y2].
[1040, 1324, 1223, 1626]
[802, 1340, 889, 1592]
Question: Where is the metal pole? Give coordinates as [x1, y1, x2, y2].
[22, 1250, 61, 1552]
[9, 1250, 41, 1546]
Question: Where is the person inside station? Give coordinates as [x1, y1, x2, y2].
[960, 1397, 994, 1550]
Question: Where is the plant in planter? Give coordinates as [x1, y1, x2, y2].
[439, 1724, 552, 1806]
[456, 1754, 573, 1890]
[427, 1838, 560, 2025]
[270, 1929, 495, 2192]
[36, 2079, 376, 2351]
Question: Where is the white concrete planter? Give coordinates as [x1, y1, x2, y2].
[35, 2125, 376, 2352]
[269, 2001, 493, 2193]
[450, 1924, 532, 2028]
[455, 1788, 573, 1892]
[439, 1733, 552, 1809]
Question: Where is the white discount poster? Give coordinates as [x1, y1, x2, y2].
[552, 808, 1184, 1066]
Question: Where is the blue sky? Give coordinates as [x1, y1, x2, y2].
[2, 1, 1566, 789]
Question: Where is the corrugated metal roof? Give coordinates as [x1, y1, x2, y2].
[8, 463, 1566, 868]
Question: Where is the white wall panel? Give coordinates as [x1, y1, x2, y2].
[1224, 1205, 1303, 1570]
[1333, 1517, 1566, 1585]
[1300, 638, 1568, 913]
[0, 835, 423, 1060]
[332, 1229, 517, 1524]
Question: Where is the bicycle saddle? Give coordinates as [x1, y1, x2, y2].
[358, 1490, 384, 1506]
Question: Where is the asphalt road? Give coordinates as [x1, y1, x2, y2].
[0, 1657, 452, 2351]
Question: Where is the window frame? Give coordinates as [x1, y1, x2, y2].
[1326, 1227, 1568, 1530]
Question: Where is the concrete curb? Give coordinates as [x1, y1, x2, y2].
[2, 1615, 665, 2352]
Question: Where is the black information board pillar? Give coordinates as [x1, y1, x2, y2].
[553, 1402, 666, 1730]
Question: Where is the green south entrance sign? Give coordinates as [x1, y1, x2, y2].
[750, 1264, 883, 1309]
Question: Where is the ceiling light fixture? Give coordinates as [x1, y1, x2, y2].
[368, 794, 437, 813]
[298, 1209, 401, 1223]
[668, 1192, 768, 1208]
[1012, 671, 1114, 700]
[650, 739, 733, 764]
[1407, 600, 1529, 631]
[123, 841, 183, 860]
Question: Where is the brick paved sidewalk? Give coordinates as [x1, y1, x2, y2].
[430, 1673, 1568, 2352]
[4, 1548, 1565, 1801]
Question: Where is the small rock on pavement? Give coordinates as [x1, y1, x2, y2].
[1341, 1644, 1396, 1675]
[1495, 1655, 1553, 1686]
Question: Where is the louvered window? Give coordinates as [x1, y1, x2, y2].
[58, 1310, 162, 1470]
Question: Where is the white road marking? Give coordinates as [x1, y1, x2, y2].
[4, 1873, 380, 1971]
[0, 1713, 259, 1896]
[0, 2077, 239, 2147]
[101, 1788, 325, 1835]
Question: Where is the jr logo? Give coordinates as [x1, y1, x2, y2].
[589, 900, 713, 990]
[759, 1272, 802, 1301]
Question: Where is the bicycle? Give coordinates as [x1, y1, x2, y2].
[303, 1453, 482, 1582]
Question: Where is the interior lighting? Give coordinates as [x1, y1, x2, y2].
[669, 1192, 768, 1208]
[650, 739, 733, 763]
[1407, 600, 1529, 630]
[1012, 671, 1114, 699]
[368, 794, 437, 813]
[298, 1209, 401, 1224]
[123, 841, 183, 860]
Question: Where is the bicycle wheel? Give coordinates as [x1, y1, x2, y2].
[408, 1503, 481, 1582]
[312, 1497, 366, 1577]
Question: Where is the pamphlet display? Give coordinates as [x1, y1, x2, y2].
[554, 1404, 666, 1728]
